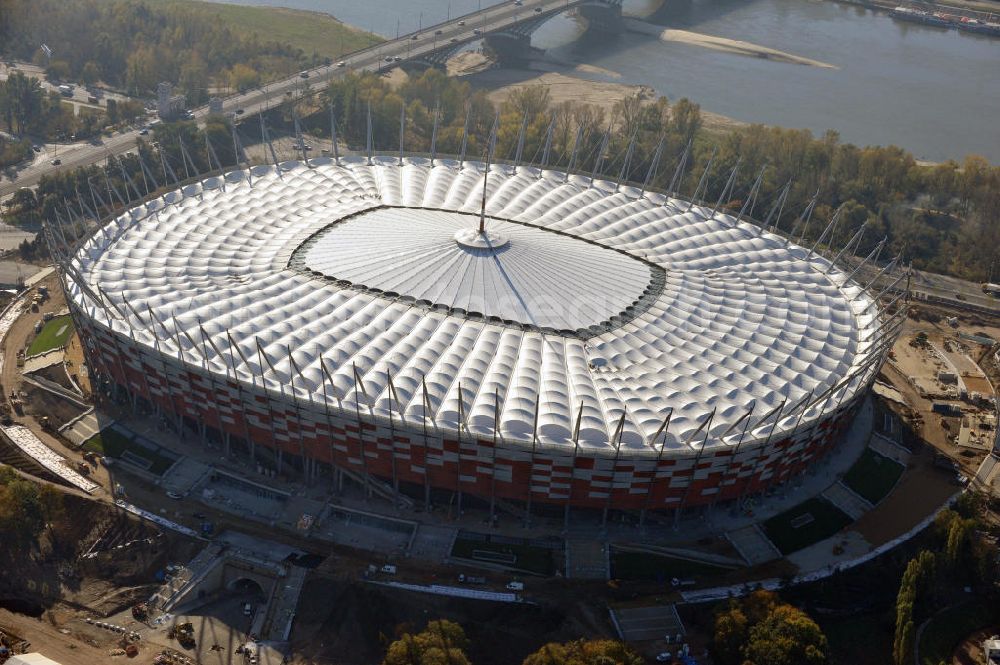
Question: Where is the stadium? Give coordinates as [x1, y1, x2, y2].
[59, 155, 895, 520]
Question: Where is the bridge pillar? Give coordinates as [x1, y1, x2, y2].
[484, 34, 544, 67]
[577, 1, 624, 33]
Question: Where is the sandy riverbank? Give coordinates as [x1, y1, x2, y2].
[624, 18, 839, 69]
[434, 52, 746, 133]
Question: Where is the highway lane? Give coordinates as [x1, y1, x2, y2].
[0, 0, 570, 200]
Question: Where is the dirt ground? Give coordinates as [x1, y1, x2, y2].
[0, 608, 112, 665]
[0, 484, 200, 665]
[851, 442, 960, 543]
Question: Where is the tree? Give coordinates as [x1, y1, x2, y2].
[0, 71, 44, 135]
[81, 61, 102, 85]
[711, 604, 749, 665]
[711, 591, 827, 665]
[382, 619, 472, 665]
[228, 63, 261, 92]
[38, 483, 64, 529]
[0, 472, 45, 552]
[743, 604, 828, 665]
[893, 550, 936, 665]
[522, 639, 643, 665]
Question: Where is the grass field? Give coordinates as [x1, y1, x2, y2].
[843, 448, 905, 505]
[83, 428, 177, 476]
[610, 549, 735, 582]
[918, 599, 999, 665]
[143, 0, 381, 60]
[27, 315, 74, 356]
[451, 536, 556, 576]
[763, 497, 853, 555]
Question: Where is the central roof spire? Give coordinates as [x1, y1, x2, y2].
[480, 110, 500, 235]
[479, 147, 489, 234]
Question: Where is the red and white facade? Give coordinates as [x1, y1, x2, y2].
[61, 157, 893, 513]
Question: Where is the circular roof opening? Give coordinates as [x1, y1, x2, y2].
[294, 207, 655, 331]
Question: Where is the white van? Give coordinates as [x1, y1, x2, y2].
[505, 581, 524, 591]
[381, 564, 397, 575]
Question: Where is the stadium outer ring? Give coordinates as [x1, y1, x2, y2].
[57, 155, 893, 517]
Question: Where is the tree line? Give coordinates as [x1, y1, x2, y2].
[0, 70, 144, 147]
[2, 115, 236, 241]
[310, 70, 1000, 282]
[0, 0, 325, 104]
[380, 619, 643, 665]
[891, 492, 999, 665]
[4, 67, 998, 284]
[0, 465, 64, 559]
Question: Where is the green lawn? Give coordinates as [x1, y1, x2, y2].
[610, 549, 735, 582]
[842, 448, 905, 505]
[27, 315, 74, 356]
[451, 536, 556, 576]
[140, 0, 381, 60]
[763, 497, 853, 555]
[918, 599, 999, 665]
[83, 428, 177, 476]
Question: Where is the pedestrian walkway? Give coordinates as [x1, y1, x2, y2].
[58, 408, 113, 447]
[22, 348, 64, 373]
[262, 565, 307, 641]
[725, 524, 781, 566]
[821, 482, 873, 521]
[149, 543, 224, 611]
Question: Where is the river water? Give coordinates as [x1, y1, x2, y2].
[209, 0, 1000, 162]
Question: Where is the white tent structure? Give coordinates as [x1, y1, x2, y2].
[58, 156, 898, 515]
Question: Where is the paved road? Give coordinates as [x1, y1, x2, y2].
[0, 0, 573, 201]
[842, 253, 1000, 314]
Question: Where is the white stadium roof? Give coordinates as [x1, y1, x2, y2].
[70, 157, 882, 454]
